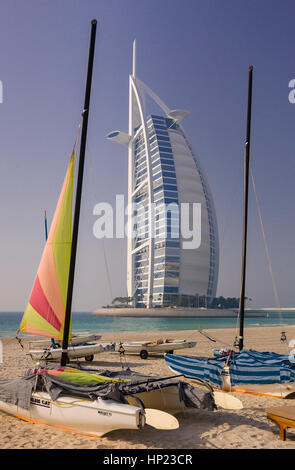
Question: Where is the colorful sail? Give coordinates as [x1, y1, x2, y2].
[19, 153, 74, 340]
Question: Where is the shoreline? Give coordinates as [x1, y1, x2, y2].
[92, 307, 265, 318]
[1, 322, 294, 340]
[2, 323, 295, 344]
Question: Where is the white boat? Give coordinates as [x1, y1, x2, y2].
[28, 334, 109, 361]
[0, 391, 145, 437]
[0, 361, 218, 436]
[28, 341, 115, 362]
[29, 333, 102, 348]
[0, 363, 238, 437]
[118, 339, 196, 359]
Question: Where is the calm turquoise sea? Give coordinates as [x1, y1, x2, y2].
[0, 311, 295, 338]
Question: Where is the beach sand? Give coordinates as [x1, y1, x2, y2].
[1, 325, 295, 449]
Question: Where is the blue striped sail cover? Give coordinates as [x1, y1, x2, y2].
[229, 350, 295, 386]
[164, 353, 226, 388]
[165, 350, 295, 389]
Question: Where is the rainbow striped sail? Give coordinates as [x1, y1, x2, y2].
[19, 153, 74, 340]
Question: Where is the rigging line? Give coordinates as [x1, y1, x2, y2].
[85, 142, 128, 364]
[72, 115, 83, 155]
[16, 121, 83, 344]
[197, 329, 238, 350]
[85, 142, 114, 304]
[250, 165, 283, 326]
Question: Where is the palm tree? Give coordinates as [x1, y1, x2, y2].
[112, 296, 134, 306]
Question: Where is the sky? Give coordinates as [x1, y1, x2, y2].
[0, 0, 295, 311]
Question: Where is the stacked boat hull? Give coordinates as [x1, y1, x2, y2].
[0, 392, 144, 437]
[29, 334, 102, 348]
[28, 342, 115, 361]
[118, 339, 196, 359]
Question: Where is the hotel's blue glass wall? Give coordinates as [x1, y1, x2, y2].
[133, 115, 181, 307]
[133, 128, 149, 305]
[133, 114, 217, 306]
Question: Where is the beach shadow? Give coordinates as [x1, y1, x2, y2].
[196, 409, 295, 445]
[99, 409, 218, 448]
[100, 407, 295, 449]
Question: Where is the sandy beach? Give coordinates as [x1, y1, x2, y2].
[1, 325, 295, 449]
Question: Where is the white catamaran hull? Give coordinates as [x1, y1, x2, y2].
[118, 340, 196, 358]
[0, 383, 189, 437]
[29, 334, 102, 348]
[0, 392, 144, 437]
[28, 342, 114, 361]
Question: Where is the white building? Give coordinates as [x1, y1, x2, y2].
[107, 41, 219, 308]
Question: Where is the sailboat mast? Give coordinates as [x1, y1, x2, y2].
[238, 65, 253, 352]
[61, 20, 97, 366]
[44, 210, 48, 240]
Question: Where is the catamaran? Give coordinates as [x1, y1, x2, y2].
[0, 20, 240, 438]
[117, 339, 196, 359]
[165, 66, 295, 399]
[28, 333, 102, 349]
[27, 340, 114, 362]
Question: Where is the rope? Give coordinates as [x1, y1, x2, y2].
[86, 142, 114, 304]
[197, 329, 239, 350]
[250, 165, 285, 346]
[202, 165, 286, 353]
[85, 142, 131, 369]
[250, 166, 282, 314]
[16, 336, 24, 349]
[34, 391, 91, 406]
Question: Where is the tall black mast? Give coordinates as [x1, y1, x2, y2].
[61, 20, 97, 366]
[238, 65, 253, 352]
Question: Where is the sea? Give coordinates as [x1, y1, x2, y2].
[1, 310, 295, 338]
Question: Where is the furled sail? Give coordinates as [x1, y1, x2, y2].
[19, 153, 74, 339]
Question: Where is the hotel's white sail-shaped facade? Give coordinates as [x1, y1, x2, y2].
[108, 41, 219, 308]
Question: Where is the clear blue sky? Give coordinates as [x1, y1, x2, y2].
[0, 0, 295, 311]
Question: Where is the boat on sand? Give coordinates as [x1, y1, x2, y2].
[28, 341, 114, 362]
[117, 339, 196, 359]
[165, 67, 295, 399]
[28, 334, 108, 362]
[28, 333, 102, 348]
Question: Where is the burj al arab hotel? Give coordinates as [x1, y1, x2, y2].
[107, 41, 219, 309]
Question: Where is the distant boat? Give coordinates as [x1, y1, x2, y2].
[165, 66, 295, 398]
[117, 339, 196, 359]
